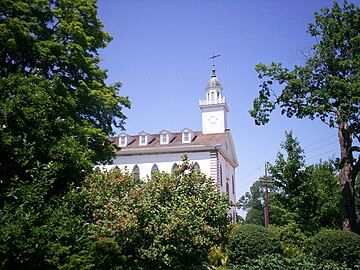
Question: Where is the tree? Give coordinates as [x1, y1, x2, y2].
[0, 0, 129, 267]
[267, 131, 306, 228]
[240, 132, 341, 234]
[250, 1, 360, 231]
[81, 158, 230, 269]
[302, 161, 341, 230]
[238, 180, 264, 226]
[268, 131, 305, 203]
[268, 132, 341, 233]
[0, 0, 130, 201]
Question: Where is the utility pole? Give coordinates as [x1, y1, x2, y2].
[260, 163, 273, 227]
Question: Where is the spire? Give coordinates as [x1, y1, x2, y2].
[212, 64, 216, 77]
[209, 52, 221, 78]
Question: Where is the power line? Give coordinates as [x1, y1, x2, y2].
[238, 165, 261, 180]
[303, 134, 337, 149]
[305, 140, 338, 154]
[307, 148, 338, 160]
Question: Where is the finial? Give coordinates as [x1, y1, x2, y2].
[209, 52, 221, 77]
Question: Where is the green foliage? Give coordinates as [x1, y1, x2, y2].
[238, 180, 264, 225]
[0, 189, 93, 269]
[0, 0, 130, 202]
[207, 246, 228, 270]
[300, 161, 341, 231]
[228, 253, 351, 270]
[81, 158, 231, 270]
[227, 224, 281, 265]
[0, 0, 129, 268]
[89, 238, 127, 270]
[250, 1, 360, 129]
[241, 131, 341, 234]
[270, 159, 341, 234]
[249, 1, 360, 231]
[267, 131, 305, 227]
[305, 229, 360, 269]
[269, 131, 305, 199]
[269, 222, 306, 258]
[268, 132, 341, 234]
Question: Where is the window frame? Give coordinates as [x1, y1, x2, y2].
[139, 135, 147, 145]
[119, 136, 127, 146]
[183, 132, 190, 143]
[160, 133, 168, 144]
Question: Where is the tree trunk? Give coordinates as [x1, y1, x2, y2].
[338, 121, 357, 232]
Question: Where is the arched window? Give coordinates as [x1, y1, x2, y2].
[193, 162, 200, 172]
[132, 165, 140, 180]
[171, 163, 178, 174]
[219, 165, 223, 186]
[151, 164, 159, 177]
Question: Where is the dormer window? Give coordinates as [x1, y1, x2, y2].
[118, 132, 134, 147]
[138, 131, 154, 146]
[181, 128, 195, 143]
[159, 130, 174, 145]
[161, 134, 168, 144]
[140, 135, 146, 145]
[119, 136, 127, 147]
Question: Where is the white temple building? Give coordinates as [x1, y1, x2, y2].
[109, 66, 238, 219]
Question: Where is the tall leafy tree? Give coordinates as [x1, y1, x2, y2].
[0, 0, 130, 201]
[250, 1, 360, 231]
[267, 131, 306, 228]
[269, 132, 341, 233]
[0, 0, 129, 267]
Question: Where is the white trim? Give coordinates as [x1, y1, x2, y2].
[182, 132, 190, 143]
[139, 135, 147, 146]
[119, 136, 127, 147]
[160, 133, 168, 144]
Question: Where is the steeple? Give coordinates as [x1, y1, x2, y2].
[205, 64, 223, 100]
[199, 66, 229, 134]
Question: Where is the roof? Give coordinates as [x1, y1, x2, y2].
[205, 66, 223, 90]
[113, 131, 226, 150]
[206, 76, 223, 90]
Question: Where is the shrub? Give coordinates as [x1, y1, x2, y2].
[82, 158, 230, 269]
[227, 224, 281, 265]
[305, 229, 360, 269]
[269, 222, 306, 257]
[227, 253, 351, 270]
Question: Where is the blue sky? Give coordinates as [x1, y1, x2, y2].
[97, 0, 344, 203]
